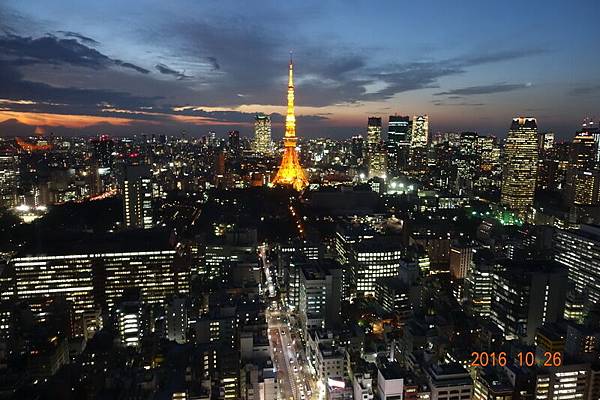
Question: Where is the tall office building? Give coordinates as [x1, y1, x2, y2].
[570, 170, 600, 206]
[449, 243, 474, 302]
[410, 115, 429, 147]
[98, 249, 186, 310]
[228, 130, 241, 155]
[570, 130, 596, 170]
[123, 164, 154, 229]
[350, 235, 403, 297]
[206, 131, 218, 147]
[387, 115, 411, 176]
[388, 115, 412, 144]
[490, 260, 567, 344]
[449, 244, 474, 280]
[581, 118, 600, 163]
[465, 258, 495, 318]
[367, 117, 382, 146]
[537, 132, 556, 191]
[500, 117, 539, 213]
[565, 126, 598, 206]
[538, 132, 555, 152]
[166, 296, 188, 344]
[554, 224, 600, 307]
[253, 114, 272, 155]
[11, 255, 96, 333]
[10, 245, 186, 319]
[366, 117, 386, 177]
[351, 135, 364, 166]
[91, 134, 115, 169]
[298, 260, 342, 335]
[410, 115, 429, 173]
[0, 152, 19, 208]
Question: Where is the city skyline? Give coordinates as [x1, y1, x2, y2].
[1, 1, 599, 139]
[3, 3, 600, 400]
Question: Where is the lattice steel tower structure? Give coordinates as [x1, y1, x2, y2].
[272, 55, 309, 191]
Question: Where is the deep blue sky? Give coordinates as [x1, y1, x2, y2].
[0, 0, 598, 139]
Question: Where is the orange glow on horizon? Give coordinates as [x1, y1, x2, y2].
[0, 110, 252, 130]
[0, 111, 138, 128]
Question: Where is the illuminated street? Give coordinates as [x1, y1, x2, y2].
[262, 245, 318, 400]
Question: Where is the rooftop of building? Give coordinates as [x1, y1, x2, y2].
[477, 369, 514, 394]
[318, 342, 346, 358]
[15, 228, 173, 257]
[536, 323, 566, 342]
[354, 235, 403, 253]
[300, 259, 342, 280]
[496, 259, 567, 279]
[375, 276, 408, 291]
[426, 363, 471, 385]
[378, 360, 406, 380]
[575, 224, 600, 240]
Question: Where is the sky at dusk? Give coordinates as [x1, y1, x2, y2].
[0, 0, 599, 139]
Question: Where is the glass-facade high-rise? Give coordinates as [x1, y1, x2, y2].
[387, 115, 411, 176]
[367, 117, 386, 178]
[387, 115, 411, 144]
[500, 117, 539, 213]
[253, 114, 272, 155]
[554, 224, 600, 307]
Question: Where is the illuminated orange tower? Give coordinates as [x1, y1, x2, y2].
[272, 55, 308, 191]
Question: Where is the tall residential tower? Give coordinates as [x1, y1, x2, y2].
[123, 164, 154, 229]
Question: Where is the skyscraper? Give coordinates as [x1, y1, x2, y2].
[410, 115, 429, 172]
[366, 117, 386, 178]
[298, 260, 342, 335]
[410, 115, 429, 147]
[538, 132, 554, 152]
[387, 115, 411, 176]
[570, 130, 596, 170]
[228, 130, 240, 152]
[253, 114, 272, 155]
[0, 151, 19, 208]
[367, 117, 382, 147]
[272, 56, 309, 191]
[91, 134, 115, 169]
[351, 135, 364, 166]
[554, 224, 600, 307]
[500, 117, 539, 213]
[581, 118, 600, 163]
[491, 261, 567, 344]
[123, 164, 154, 229]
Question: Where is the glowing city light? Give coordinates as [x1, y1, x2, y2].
[272, 55, 309, 191]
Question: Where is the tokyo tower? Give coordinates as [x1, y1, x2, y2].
[272, 55, 309, 191]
